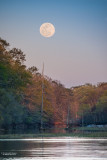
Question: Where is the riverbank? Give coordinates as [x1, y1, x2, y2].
[0, 131, 107, 139]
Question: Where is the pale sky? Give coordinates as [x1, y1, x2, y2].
[0, 0, 107, 88]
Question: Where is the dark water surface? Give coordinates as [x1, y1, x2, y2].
[0, 137, 107, 160]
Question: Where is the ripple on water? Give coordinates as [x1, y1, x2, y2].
[0, 138, 107, 160]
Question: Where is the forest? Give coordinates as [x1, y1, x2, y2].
[0, 37, 107, 132]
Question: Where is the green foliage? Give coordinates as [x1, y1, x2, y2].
[71, 83, 107, 126]
[0, 37, 32, 130]
[0, 88, 26, 129]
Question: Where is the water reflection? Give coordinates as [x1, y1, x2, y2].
[0, 138, 107, 160]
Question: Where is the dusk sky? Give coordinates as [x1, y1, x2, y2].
[0, 0, 107, 88]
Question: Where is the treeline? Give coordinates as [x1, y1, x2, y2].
[0, 38, 107, 131]
[70, 83, 107, 126]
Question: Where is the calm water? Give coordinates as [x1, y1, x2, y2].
[0, 137, 107, 160]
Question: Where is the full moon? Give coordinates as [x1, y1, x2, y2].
[40, 23, 55, 38]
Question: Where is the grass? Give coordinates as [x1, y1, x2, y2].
[75, 126, 107, 131]
[0, 131, 107, 139]
[0, 126, 107, 139]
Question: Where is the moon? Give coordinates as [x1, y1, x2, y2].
[40, 23, 55, 38]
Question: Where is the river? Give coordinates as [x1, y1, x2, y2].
[0, 137, 107, 160]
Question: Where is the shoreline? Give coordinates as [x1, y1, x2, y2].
[0, 132, 107, 139]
